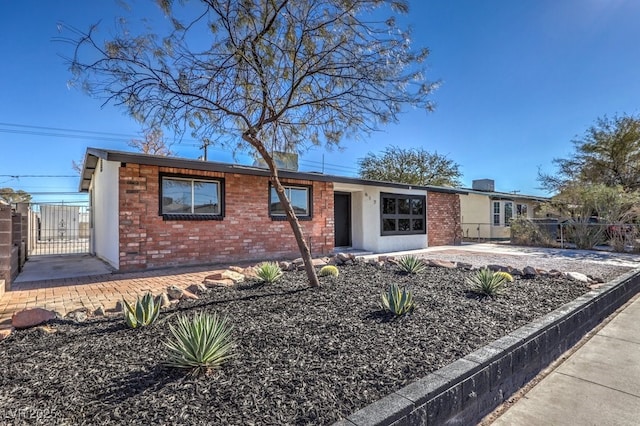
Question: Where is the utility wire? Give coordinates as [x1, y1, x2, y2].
[0, 121, 362, 174]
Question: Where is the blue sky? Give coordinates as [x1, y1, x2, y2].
[1, 0, 639, 202]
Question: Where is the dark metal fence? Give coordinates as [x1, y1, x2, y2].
[28, 203, 91, 256]
[510, 218, 640, 252]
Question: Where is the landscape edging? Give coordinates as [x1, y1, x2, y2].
[335, 268, 640, 426]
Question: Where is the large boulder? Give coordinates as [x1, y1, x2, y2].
[12, 308, 57, 329]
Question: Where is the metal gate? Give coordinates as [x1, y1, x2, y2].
[28, 202, 91, 256]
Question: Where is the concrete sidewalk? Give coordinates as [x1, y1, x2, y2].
[492, 293, 640, 425]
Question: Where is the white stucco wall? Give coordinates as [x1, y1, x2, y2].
[334, 183, 428, 253]
[91, 159, 120, 268]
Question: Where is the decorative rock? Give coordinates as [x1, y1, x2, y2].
[204, 278, 235, 288]
[114, 301, 124, 312]
[487, 264, 510, 273]
[565, 271, 590, 283]
[0, 327, 14, 340]
[588, 282, 606, 290]
[181, 289, 200, 300]
[456, 262, 473, 270]
[510, 268, 523, 276]
[378, 255, 388, 262]
[160, 293, 171, 307]
[187, 283, 209, 295]
[428, 259, 457, 269]
[204, 270, 245, 284]
[312, 258, 328, 267]
[11, 308, 57, 329]
[241, 266, 259, 279]
[66, 309, 88, 323]
[279, 261, 291, 270]
[548, 269, 563, 278]
[589, 275, 605, 284]
[228, 266, 245, 274]
[292, 257, 305, 266]
[167, 285, 184, 300]
[386, 258, 399, 266]
[93, 306, 106, 317]
[336, 253, 350, 263]
[523, 266, 538, 277]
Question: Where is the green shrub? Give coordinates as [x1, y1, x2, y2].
[164, 312, 234, 376]
[467, 268, 508, 297]
[397, 255, 426, 274]
[255, 262, 283, 283]
[318, 265, 339, 277]
[123, 292, 162, 328]
[380, 283, 415, 316]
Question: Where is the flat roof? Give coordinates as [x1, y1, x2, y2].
[79, 148, 469, 195]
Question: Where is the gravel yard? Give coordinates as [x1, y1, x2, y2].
[1, 254, 631, 426]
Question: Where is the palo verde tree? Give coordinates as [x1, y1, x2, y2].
[358, 145, 462, 187]
[65, 0, 437, 287]
[0, 188, 32, 204]
[128, 127, 174, 156]
[539, 114, 640, 193]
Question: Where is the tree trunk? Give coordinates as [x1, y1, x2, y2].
[243, 133, 321, 288]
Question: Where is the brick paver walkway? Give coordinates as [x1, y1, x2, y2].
[0, 265, 224, 324]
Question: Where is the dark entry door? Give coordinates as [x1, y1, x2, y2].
[334, 192, 352, 247]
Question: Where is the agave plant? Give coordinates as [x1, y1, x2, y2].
[380, 283, 415, 316]
[164, 312, 234, 376]
[123, 292, 162, 328]
[397, 255, 426, 274]
[467, 268, 508, 297]
[318, 265, 339, 277]
[255, 262, 283, 283]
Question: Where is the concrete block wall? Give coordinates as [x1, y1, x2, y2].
[338, 269, 640, 426]
[0, 206, 15, 291]
[427, 192, 462, 246]
[118, 163, 335, 271]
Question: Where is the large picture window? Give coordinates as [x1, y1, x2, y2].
[160, 175, 223, 220]
[269, 184, 312, 219]
[380, 193, 426, 235]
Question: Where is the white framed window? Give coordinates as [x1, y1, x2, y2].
[493, 201, 501, 226]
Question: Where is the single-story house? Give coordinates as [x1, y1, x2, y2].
[459, 179, 549, 241]
[79, 148, 468, 272]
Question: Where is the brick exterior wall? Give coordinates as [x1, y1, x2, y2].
[427, 192, 462, 246]
[118, 163, 335, 271]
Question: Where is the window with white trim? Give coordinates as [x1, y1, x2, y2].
[493, 201, 501, 226]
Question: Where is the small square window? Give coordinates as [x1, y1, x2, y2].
[269, 184, 312, 220]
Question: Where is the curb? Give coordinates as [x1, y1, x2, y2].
[335, 268, 640, 426]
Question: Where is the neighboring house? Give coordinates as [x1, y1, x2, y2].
[459, 179, 549, 241]
[79, 148, 466, 272]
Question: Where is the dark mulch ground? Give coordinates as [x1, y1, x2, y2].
[0, 263, 596, 425]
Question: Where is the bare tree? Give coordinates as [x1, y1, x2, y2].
[128, 127, 174, 156]
[65, 0, 437, 287]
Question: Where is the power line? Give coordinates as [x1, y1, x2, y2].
[0, 121, 361, 174]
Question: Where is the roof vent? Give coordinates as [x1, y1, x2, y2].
[472, 179, 495, 192]
[252, 151, 299, 171]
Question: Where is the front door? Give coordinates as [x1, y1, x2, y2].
[334, 192, 352, 247]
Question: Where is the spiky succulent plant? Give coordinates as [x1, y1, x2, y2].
[123, 292, 162, 328]
[380, 283, 415, 316]
[397, 255, 426, 274]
